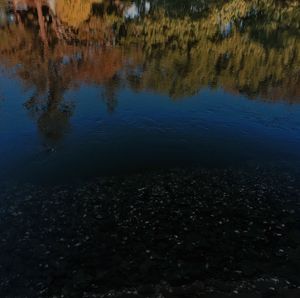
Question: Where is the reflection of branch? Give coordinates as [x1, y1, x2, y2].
[50, 12, 64, 41]
[49, 9, 76, 43]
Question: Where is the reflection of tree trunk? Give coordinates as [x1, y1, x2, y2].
[50, 13, 65, 41]
[35, 0, 48, 50]
[12, 0, 24, 29]
[37, 61, 73, 142]
[48, 61, 63, 110]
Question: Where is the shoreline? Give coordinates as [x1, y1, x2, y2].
[1, 166, 300, 297]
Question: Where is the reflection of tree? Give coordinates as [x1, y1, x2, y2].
[125, 29, 300, 101]
[0, 0, 299, 119]
[0, 0, 127, 142]
[24, 60, 74, 142]
[21, 45, 125, 140]
[122, 0, 300, 101]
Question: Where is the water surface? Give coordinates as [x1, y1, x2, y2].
[0, 0, 300, 184]
[2, 1, 300, 297]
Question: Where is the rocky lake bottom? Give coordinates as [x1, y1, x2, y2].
[1, 165, 300, 298]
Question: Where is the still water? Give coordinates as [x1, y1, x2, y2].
[0, 0, 300, 184]
[2, 1, 300, 297]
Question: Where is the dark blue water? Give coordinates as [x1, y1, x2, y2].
[2, 2, 300, 297]
[0, 0, 300, 184]
[1, 74, 300, 184]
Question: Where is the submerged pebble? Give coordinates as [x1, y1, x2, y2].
[0, 166, 299, 297]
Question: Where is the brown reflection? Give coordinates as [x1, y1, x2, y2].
[0, 0, 300, 141]
[0, 0, 130, 142]
[122, 1, 300, 101]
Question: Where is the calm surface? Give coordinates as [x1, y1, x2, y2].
[1, 1, 300, 297]
[0, 0, 299, 184]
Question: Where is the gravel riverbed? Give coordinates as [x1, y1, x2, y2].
[1, 166, 300, 297]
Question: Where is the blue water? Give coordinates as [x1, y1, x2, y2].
[0, 0, 300, 185]
[1, 73, 300, 184]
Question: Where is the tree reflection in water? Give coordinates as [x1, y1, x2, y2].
[0, 0, 299, 142]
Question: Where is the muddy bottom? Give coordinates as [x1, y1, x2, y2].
[1, 166, 300, 298]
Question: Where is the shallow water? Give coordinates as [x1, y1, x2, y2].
[1, 1, 300, 297]
[0, 0, 300, 185]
